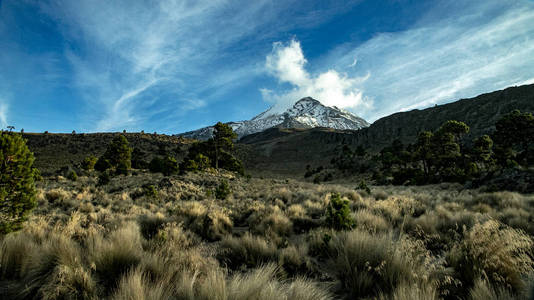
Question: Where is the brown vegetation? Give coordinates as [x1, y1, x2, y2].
[1, 171, 533, 299]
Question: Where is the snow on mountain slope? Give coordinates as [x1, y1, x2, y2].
[178, 97, 369, 140]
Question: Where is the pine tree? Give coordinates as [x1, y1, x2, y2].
[213, 122, 237, 169]
[494, 110, 534, 166]
[100, 135, 132, 174]
[0, 132, 38, 233]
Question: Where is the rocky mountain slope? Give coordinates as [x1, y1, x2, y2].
[239, 84, 534, 175]
[178, 97, 369, 140]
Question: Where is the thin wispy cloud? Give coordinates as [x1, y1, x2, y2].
[262, 39, 371, 113]
[1, 0, 533, 131]
[0, 102, 7, 128]
[325, 0, 534, 121]
[29, 0, 362, 131]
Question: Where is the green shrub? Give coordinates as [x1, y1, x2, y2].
[148, 157, 164, 173]
[161, 156, 179, 176]
[94, 157, 112, 172]
[103, 135, 132, 170]
[149, 156, 178, 175]
[195, 153, 211, 170]
[142, 184, 158, 199]
[96, 135, 132, 174]
[215, 180, 231, 200]
[0, 132, 38, 233]
[325, 193, 354, 231]
[98, 170, 111, 186]
[81, 155, 98, 170]
[356, 180, 371, 194]
[115, 160, 129, 175]
[66, 169, 78, 181]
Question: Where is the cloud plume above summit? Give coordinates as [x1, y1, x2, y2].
[262, 39, 370, 113]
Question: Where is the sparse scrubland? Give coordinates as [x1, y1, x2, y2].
[1, 112, 533, 299]
[1, 170, 534, 299]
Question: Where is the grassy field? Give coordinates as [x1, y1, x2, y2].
[1, 170, 533, 299]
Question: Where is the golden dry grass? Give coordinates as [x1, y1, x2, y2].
[1, 171, 533, 299]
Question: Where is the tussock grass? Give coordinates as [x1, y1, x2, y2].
[92, 222, 143, 292]
[327, 230, 437, 298]
[447, 219, 534, 294]
[112, 268, 172, 300]
[218, 233, 277, 269]
[2, 171, 534, 299]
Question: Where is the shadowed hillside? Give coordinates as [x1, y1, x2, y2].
[240, 84, 534, 175]
[20, 84, 534, 178]
[23, 133, 194, 174]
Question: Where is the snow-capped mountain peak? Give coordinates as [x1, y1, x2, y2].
[178, 97, 369, 140]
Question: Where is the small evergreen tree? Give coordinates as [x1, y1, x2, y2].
[472, 135, 494, 164]
[81, 155, 98, 171]
[356, 180, 371, 194]
[94, 157, 112, 172]
[180, 124, 243, 175]
[0, 132, 38, 233]
[213, 122, 237, 169]
[162, 156, 179, 176]
[97, 170, 111, 186]
[493, 110, 534, 166]
[66, 169, 78, 181]
[149, 157, 164, 173]
[102, 135, 132, 170]
[215, 180, 231, 200]
[325, 193, 354, 231]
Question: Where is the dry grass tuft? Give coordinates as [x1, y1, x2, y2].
[447, 219, 534, 294]
[218, 233, 277, 269]
[2, 171, 534, 299]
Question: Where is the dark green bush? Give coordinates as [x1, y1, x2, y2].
[102, 135, 132, 169]
[215, 180, 231, 200]
[97, 170, 111, 186]
[94, 157, 112, 172]
[115, 160, 129, 175]
[161, 156, 179, 176]
[149, 156, 179, 176]
[356, 180, 371, 194]
[66, 170, 78, 181]
[81, 155, 98, 170]
[325, 193, 354, 231]
[96, 135, 132, 174]
[0, 132, 38, 233]
[148, 157, 164, 173]
[142, 184, 158, 199]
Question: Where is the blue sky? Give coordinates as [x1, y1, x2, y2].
[1, 0, 534, 133]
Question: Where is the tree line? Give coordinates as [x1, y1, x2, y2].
[332, 109, 533, 185]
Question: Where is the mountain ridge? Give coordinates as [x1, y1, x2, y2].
[238, 84, 534, 176]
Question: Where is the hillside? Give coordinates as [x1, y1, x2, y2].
[21, 84, 534, 177]
[23, 132, 193, 175]
[239, 84, 534, 175]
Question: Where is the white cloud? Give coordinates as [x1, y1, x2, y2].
[513, 77, 534, 86]
[324, 1, 534, 122]
[263, 39, 371, 113]
[32, 0, 360, 132]
[0, 102, 7, 128]
[266, 40, 310, 87]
